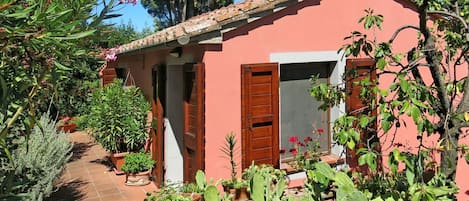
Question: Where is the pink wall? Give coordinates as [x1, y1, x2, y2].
[203, 0, 469, 199]
[204, 0, 418, 177]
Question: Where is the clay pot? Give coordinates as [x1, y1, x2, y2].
[235, 187, 250, 201]
[109, 152, 128, 175]
[181, 193, 202, 201]
[125, 170, 151, 186]
[58, 123, 77, 133]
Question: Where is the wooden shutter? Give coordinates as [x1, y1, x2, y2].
[241, 63, 279, 169]
[345, 58, 379, 171]
[183, 63, 205, 182]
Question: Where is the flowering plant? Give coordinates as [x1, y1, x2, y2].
[283, 128, 324, 170]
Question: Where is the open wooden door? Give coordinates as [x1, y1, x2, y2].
[345, 58, 378, 171]
[151, 66, 165, 186]
[183, 63, 205, 182]
[241, 63, 279, 169]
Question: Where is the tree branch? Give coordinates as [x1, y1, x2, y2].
[388, 25, 420, 43]
[427, 10, 468, 29]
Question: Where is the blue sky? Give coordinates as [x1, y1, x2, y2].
[99, 1, 154, 32]
[104, 0, 244, 32]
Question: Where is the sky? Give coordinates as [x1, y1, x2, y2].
[103, 0, 243, 33]
[99, 1, 154, 32]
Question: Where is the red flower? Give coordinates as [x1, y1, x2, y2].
[288, 136, 299, 143]
[317, 128, 324, 134]
[297, 142, 305, 147]
[304, 151, 309, 158]
[304, 137, 313, 143]
[289, 148, 298, 155]
[279, 149, 286, 154]
[465, 190, 469, 195]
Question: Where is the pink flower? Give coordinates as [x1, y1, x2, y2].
[105, 47, 119, 61]
[289, 148, 298, 155]
[297, 142, 305, 147]
[304, 137, 313, 143]
[288, 136, 299, 143]
[304, 151, 309, 157]
[317, 128, 324, 134]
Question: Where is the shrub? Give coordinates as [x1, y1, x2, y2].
[0, 114, 73, 200]
[86, 79, 150, 153]
[121, 152, 155, 174]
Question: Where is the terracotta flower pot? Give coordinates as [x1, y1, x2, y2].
[109, 152, 128, 175]
[58, 123, 77, 133]
[181, 192, 202, 201]
[125, 170, 151, 186]
[235, 187, 250, 201]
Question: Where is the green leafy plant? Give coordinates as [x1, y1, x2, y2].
[121, 152, 156, 174]
[0, 114, 72, 200]
[249, 165, 288, 201]
[220, 132, 237, 181]
[86, 79, 150, 153]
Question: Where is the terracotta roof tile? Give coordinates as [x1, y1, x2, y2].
[117, 0, 295, 54]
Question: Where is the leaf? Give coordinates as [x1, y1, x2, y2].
[52, 30, 96, 40]
[203, 185, 219, 201]
[251, 174, 264, 201]
[359, 116, 370, 128]
[54, 61, 72, 71]
[376, 58, 387, 70]
[195, 170, 206, 190]
[406, 168, 415, 186]
[314, 162, 335, 182]
[334, 172, 354, 188]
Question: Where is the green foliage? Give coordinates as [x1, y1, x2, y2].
[121, 152, 155, 174]
[86, 79, 150, 153]
[179, 182, 202, 193]
[204, 185, 220, 201]
[246, 164, 288, 201]
[220, 132, 238, 183]
[195, 170, 207, 190]
[0, 114, 72, 200]
[312, 1, 469, 183]
[144, 186, 192, 201]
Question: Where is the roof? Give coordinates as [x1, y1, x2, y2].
[118, 0, 300, 54]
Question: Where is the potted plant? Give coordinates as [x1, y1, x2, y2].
[57, 116, 77, 132]
[180, 183, 203, 201]
[86, 79, 151, 174]
[220, 132, 250, 200]
[121, 152, 156, 186]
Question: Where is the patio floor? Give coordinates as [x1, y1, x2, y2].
[47, 131, 158, 201]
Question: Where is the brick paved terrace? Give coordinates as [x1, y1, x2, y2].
[47, 131, 158, 201]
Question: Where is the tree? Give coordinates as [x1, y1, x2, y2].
[311, 0, 468, 183]
[141, 0, 232, 30]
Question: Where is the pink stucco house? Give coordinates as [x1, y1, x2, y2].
[101, 0, 469, 199]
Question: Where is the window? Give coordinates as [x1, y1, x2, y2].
[279, 62, 332, 160]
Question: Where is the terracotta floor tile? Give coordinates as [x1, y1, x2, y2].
[48, 131, 157, 201]
[97, 188, 121, 197]
[83, 197, 101, 201]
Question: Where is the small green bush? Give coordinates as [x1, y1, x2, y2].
[0, 114, 73, 201]
[121, 152, 155, 174]
[86, 79, 150, 153]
